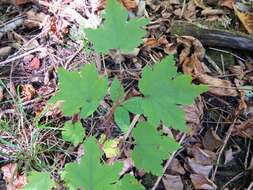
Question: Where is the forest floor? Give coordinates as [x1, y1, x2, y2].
[0, 0, 253, 189]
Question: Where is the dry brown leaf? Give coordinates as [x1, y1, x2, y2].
[203, 128, 223, 151]
[24, 10, 47, 28]
[219, 0, 235, 9]
[21, 84, 36, 101]
[177, 36, 206, 75]
[234, 3, 253, 34]
[194, 0, 207, 9]
[224, 149, 234, 164]
[184, 0, 197, 19]
[168, 158, 186, 175]
[0, 0, 30, 5]
[143, 38, 159, 48]
[121, 0, 138, 10]
[162, 175, 184, 190]
[188, 147, 216, 165]
[229, 65, 245, 80]
[234, 117, 253, 138]
[184, 98, 204, 133]
[164, 43, 177, 55]
[1, 163, 27, 190]
[190, 174, 217, 189]
[98, 0, 138, 11]
[29, 57, 41, 70]
[197, 74, 237, 96]
[0, 46, 12, 58]
[188, 158, 213, 176]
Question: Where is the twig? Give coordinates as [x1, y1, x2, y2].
[64, 44, 83, 69]
[0, 47, 46, 66]
[151, 133, 186, 190]
[124, 114, 140, 140]
[247, 182, 253, 190]
[211, 118, 237, 180]
[0, 16, 25, 39]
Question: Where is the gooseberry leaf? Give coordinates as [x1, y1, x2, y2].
[62, 137, 122, 190]
[85, 0, 149, 53]
[132, 122, 181, 176]
[49, 64, 108, 118]
[114, 106, 130, 133]
[22, 171, 55, 190]
[62, 121, 85, 146]
[139, 56, 208, 131]
[113, 174, 145, 190]
[110, 78, 124, 102]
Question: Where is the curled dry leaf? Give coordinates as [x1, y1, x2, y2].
[190, 174, 217, 190]
[168, 158, 185, 175]
[197, 74, 237, 96]
[203, 128, 223, 151]
[184, 98, 204, 133]
[228, 65, 245, 80]
[143, 36, 169, 48]
[177, 36, 237, 97]
[162, 174, 184, 190]
[177, 36, 206, 75]
[188, 147, 216, 165]
[187, 158, 213, 177]
[234, 117, 253, 138]
[21, 84, 36, 101]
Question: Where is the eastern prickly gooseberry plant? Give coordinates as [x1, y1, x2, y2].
[23, 0, 208, 189]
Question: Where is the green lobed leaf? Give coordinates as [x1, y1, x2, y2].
[113, 174, 145, 190]
[122, 97, 143, 114]
[132, 122, 181, 176]
[22, 171, 55, 190]
[62, 121, 85, 146]
[85, 0, 149, 53]
[49, 64, 108, 118]
[114, 106, 130, 133]
[110, 78, 125, 102]
[139, 55, 208, 131]
[62, 137, 122, 190]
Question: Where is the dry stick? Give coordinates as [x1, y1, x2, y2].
[151, 133, 186, 190]
[64, 44, 83, 69]
[211, 118, 237, 181]
[124, 114, 140, 140]
[247, 182, 253, 190]
[0, 47, 46, 66]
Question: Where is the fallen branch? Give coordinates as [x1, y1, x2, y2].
[170, 21, 253, 52]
